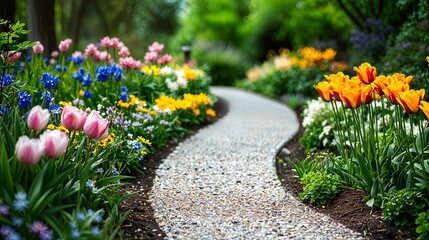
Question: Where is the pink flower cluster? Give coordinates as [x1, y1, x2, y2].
[83, 37, 131, 63]
[33, 41, 44, 55]
[119, 57, 143, 70]
[144, 42, 173, 65]
[1, 51, 22, 64]
[58, 38, 72, 52]
[15, 105, 110, 165]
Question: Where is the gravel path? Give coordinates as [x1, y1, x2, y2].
[150, 86, 364, 239]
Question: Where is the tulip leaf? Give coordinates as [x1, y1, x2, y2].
[0, 144, 13, 194]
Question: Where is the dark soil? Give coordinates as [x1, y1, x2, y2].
[120, 99, 416, 240]
[276, 107, 417, 240]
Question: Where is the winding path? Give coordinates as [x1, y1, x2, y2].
[150, 87, 363, 239]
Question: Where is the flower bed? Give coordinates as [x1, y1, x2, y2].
[0, 20, 216, 239]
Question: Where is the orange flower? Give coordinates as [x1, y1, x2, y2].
[324, 72, 348, 101]
[392, 73, 413, 85]
[397, 89, 425, 114]
[314, 81, 332, 102]
[383, 81, 409, 105]
[372, 75, 389, 95]
[353, 62, 377, 84]
[360, 85, 374, 104]
[340, 83, 362, 109]
[419, 101, 429, 119]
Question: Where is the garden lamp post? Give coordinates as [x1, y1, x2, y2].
[180, 45, 192, 64]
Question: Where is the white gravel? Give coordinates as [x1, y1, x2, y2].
[150, 86, 365, 239]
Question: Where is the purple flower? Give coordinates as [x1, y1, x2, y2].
[132, 122, 142, 127]
[0, 204, 10, 215]
[146, 125, 154, 132]
[30, 221, 51, 240]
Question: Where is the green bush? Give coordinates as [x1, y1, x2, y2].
[416, 210, 429, 240]
[299, 170, 343, 205]
[193, 41, 249, 86]
[382, 189, 426, 227]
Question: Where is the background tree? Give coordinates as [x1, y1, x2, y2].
[27, 0, 57, 55]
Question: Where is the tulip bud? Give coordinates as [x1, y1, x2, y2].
[61, 105, 87, 131]
[27, 105, 50, 131]
[83, 110, 110, 140]
[15, 136, 44, 165]
[39, 130, 69, 158]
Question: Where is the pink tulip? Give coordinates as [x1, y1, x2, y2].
[83, 110, 110, 140]
[157, 54, 173, 64]
[51, 51, 59, 58]
[61, 105, 87, 131]
[148, 42, 164, 54]
[7, 51, 21, 63]
[144, 51, 158, 64]
[84, 43, 98, 56]
[15, 136, 44, 165]
[33, 41, 44, 54]
[27, 105, 50, 131]
[58, 38, 72, 52]
[39, 130, 69, 158]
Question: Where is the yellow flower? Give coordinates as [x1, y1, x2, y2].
[135, 107, 157, 115]
[340, 83, 362, 109]
[137, 136, 152, 146]
[47, 124, 56, 130]
[141, 65, 151, 75]
[183, 66, 197, 80]
[57, 125, 69, 134]
[398, 89, 425, 114]
[353, 62, 377, 84]
[426, 56, 429, 66]
[321, 48, 336, 61]
[59, 101, 72, 107]
[192, 108, 200, 116]
[98, 133, 115, 147]
[314, 81, 332, 102]
[419, 101, 429, 119]
[117, 100, 130, 108]
[79, 89, 85, 97]
[206, 108, 216, 118]
[151, 65, 160, 76]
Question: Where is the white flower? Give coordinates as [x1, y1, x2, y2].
[160, 66, 173, 75]
[177, 77, 188, 89]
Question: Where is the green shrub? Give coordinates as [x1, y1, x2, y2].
[382, 189, 426, 227]
[193, 40, 249, 86]
[299, 170, 343, 205]
[416, 210, 429, 240]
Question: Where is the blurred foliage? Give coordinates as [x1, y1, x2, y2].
[192, 41, 250, 86]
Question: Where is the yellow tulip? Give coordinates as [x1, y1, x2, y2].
[353, 62, 377, 84]
[397, 89, 425, 114]
[340, 84, 362, 109]
[419, 101, 429, 119]
[314, 81, 333, 102]
[360, 85, 374, 104]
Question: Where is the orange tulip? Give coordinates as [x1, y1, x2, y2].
[383, 81, 409, 105]
[314, 81, 332, 102]
[419, 101, 429, 119]
[353, 62, 377, 84]
[360, 85, 374, 104]
[340, 84, 362, 109]
[392, 73, 413, 85]
[372, 75, 389, 95]
[397, 89, 425, 114]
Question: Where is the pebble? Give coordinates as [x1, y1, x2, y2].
[150, 87, 365, 239]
